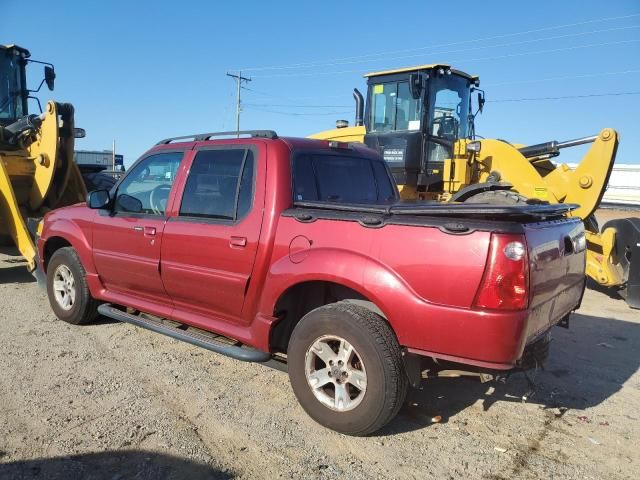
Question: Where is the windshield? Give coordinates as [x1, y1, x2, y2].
[0, 50, 25, 122]
[369, 81, 422, 133]
[428, 74, 471, 141]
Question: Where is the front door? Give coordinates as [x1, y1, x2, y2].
[92, 151, 184, 304]
[160, 145, 264, 324]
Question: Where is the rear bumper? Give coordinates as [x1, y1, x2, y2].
[397, 281, 583, 370]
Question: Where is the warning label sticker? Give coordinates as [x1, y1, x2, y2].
[383, 148, 405, 163]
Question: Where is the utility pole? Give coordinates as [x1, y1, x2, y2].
[226, 71, 251, 137]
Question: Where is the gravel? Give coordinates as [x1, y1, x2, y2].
[0, 250, 638, 479]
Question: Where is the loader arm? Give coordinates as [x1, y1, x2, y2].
[448, 128, 637, 306]
[0, 101, 86, 271]
[541, 128, 618, 220]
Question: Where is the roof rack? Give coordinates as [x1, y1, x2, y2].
[156, 130, 278, 145]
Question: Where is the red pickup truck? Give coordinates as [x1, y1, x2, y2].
[38, 130, 586, 435]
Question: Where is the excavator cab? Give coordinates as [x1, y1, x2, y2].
[361, 65, 479, 195]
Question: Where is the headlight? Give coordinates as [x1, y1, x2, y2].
[466, 141, 481, 154]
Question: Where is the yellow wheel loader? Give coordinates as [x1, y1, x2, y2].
[310, 64, 640, 309]
[1, 45, 86, 277]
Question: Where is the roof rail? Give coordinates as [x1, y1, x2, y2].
[156, 130, 278, 145]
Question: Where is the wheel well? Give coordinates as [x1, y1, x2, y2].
[43, 237, 72, 271]
[269, 281, 386, 354]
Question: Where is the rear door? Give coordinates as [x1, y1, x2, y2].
[92, 150, 185, 304]
[160, 144, 265, 325]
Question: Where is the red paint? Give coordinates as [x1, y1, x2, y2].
[39, 136, 585, 369]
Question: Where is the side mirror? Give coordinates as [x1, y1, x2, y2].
[44, 66, 56, 91]
[74, 128, 86, 139]
[409, 73, 423, 100]
[87, 189, 110, 209]
[116, 194, 143, 213]
[477, 91, 485, 113]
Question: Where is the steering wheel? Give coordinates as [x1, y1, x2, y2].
[149, 184, 172, 215]
[432, 115, 459, 140]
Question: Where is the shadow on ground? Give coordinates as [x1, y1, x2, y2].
[0, 450, 232, 480]
[586, 278, 625, 302]
[380, 312, 640, 435]
[0, 263, 35, 284]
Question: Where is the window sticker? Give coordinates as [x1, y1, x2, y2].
[373, 84, 384, 94]
[408, 120, 420, 131]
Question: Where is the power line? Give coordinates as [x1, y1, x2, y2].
[252, 39, 640, 78]
[483, 69, 640, 87]
[246, 25, 640, 74]
[242, 86, 347, 101]
[236, 13, 640, 72]
[244, 103, 351, 108]
[488, 91, 640, 102]
[244, 107, 352, 116]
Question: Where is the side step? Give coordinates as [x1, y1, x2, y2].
[97, 303, 271, 362]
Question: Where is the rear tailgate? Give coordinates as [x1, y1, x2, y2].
[523, 217, 586, 342]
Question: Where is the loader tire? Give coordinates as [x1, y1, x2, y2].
[46, 247, 99, 325]
[464, 190, 528, 205]
[287, 302, 407, 436]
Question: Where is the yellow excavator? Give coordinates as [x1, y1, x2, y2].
[0, 44, 87, 276]
[310, 64, 639, 309]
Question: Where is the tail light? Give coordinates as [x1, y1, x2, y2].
[473, 233, 529, 310]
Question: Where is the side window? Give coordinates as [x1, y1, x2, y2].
[293, 154, 318, 201]
[292, 154, 395, 204]
[115, 151, 183, 215]
[371, 160, 396, 201]
[370, 83, 396, 132]
[179, 148, 254, 221]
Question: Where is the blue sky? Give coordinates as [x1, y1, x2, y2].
[3, 0, 639, 166]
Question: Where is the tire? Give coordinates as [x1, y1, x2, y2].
[287, 302, 408, 436]
[46, 247, 99, 325]
[464, 189, 528, 205]
[82, 172, 117, 192]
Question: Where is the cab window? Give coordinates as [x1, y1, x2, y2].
[114, 152, 183, 215]
[179, 148, 254, 221]
[370, 81, 422, 132]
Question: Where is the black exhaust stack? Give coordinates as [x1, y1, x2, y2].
[353, 88, 364, 127]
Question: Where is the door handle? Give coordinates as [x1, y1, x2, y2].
[230, 236, 247, 248]
[133, 226, 156, 236]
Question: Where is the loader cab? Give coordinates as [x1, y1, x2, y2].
[0, 45, 29, 126]
[0, 44, 56, 127]
[363, 64, 478, 191]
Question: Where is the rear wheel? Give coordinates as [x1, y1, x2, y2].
[287, 302, 407, 436]
[46, 247, 99, 325]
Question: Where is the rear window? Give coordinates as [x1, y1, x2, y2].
[293, 153, 396, 204]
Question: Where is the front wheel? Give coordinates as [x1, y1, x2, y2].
[287, 302, 407, 436]
[46, 247, 99, 325]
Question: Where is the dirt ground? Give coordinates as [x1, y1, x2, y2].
[0, 211, 638, 479]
